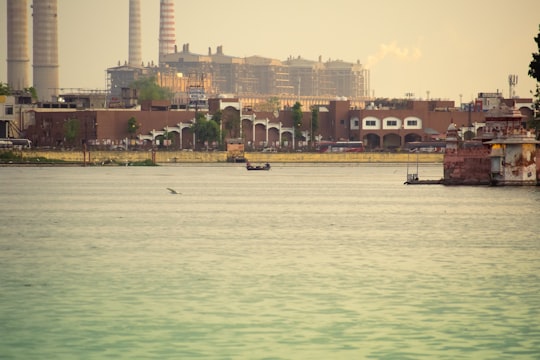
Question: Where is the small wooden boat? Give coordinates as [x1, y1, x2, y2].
[246, 162, 271, 171]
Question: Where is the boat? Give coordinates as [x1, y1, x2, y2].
[246, 162, 271, 171]
[403, 150, 443, 185]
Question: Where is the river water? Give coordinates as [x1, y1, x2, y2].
[1, 164, 539, 359]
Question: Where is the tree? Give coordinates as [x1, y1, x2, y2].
[64, 118, 80, 147]
[190, 113, 220, 150]
[24, 87, 38, 100]
[529, 25, 540, 82]
[131, 76, 171, 101]
[0, 82, 11, 95]
[528, 24, 540, 138]
[127, 117, 139, 138]
[212, 111, 222, 125]
[223, 113, 240, 139]
[292, 101, 303, 140]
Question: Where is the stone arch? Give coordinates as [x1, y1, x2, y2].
[242, 118, 253, 146]
[254, 123, 267, 148]
[268, 127, 280, 148]
[463, 130, 475, 140]
[363, 133, 381, 150]
[404, 132, 422, 143]
[222, 106, 241, 139]
[281, 130, 293, 149]
[383, 133, 401, 150]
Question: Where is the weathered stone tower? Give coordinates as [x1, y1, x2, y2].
[485, 107, 540, 185]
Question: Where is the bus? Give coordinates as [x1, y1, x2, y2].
[318, 141, 364, 153]
[0, 138, 32, 149]
[405, 141, 446, 153]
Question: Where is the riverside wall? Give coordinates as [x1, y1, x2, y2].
[18, 150, 444, 164]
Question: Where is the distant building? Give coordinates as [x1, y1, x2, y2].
[22, 96, 501, 153]
[0, 93, 34, 139]
[108, 44, 370, 109]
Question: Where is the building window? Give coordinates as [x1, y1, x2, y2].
[354, 120, 359, 127]
[5, 106, 13, 115]
[387, 120, 397, 126]
[340, 119, 345, 125]
[407, 120, 417, 126]
[366, 120, 376, 126]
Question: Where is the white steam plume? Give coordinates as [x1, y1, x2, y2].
[365, 42, 422, 69]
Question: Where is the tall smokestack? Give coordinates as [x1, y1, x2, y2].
[33, 0, 59, 102]
[7, 0, 30, 91]
[159, 0, 176, 64]
[129, 0, 142, 67]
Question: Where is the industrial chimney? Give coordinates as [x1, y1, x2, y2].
[159, 0, 176, 64]
[33, 0, 59, 102]
[129, 0, 142, 67]
[7, 0, 30, 91]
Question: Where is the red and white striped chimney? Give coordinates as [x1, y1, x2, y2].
[159, 0, 176, 64]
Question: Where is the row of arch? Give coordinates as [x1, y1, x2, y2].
[136, 111, 427, 150]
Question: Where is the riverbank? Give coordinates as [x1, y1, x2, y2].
[2, 150, 443, 165]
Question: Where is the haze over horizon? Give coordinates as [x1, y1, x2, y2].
[1, 0, 539, 102]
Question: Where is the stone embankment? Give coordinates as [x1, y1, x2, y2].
[13, 150, 443, 164]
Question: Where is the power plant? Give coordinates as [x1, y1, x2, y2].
[4, 0, 370, 106]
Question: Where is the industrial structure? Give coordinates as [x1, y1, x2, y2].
[6, 0, 59, 101]
[128, 0, 142, 67]
[105, 0, 370, 109]
[156, 46, 370, 106]
[6, 0, 30, 91]
[5, 0, 369, 107]
[158, 0, 176, 64]
[32, 0, 59, 102]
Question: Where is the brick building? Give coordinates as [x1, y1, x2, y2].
[23, 97, 499, 152]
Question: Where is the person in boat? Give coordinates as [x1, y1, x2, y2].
[265, 163, 270, 169]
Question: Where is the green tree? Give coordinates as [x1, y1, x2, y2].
[212, 111, 222, 125]
[190, 113, 220, 150]
[528, 25, 540, 81]
[528, 24, 540, 138]
[64, 118, 80, 147]
[0, 82, 11, 95]
[292, 101, 303, 140]
[131, 76, 171, 101]
[24, 87, 38, 100]
[127, 117, 139, 138]
[223, 112, 240, 139]
[310, 107, 319, 149]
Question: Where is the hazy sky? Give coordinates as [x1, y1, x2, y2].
[1, 0, 539, 102]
